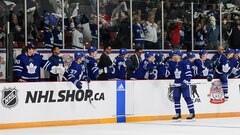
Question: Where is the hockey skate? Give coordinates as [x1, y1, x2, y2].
[186, 113, 195, 121]
[172, 113, 181, 122]
[224, 94, 229, 100]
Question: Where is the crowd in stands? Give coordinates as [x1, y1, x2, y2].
[0, 0, 240, 50]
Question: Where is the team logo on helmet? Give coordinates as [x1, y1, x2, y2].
[208, 80, 225, 104]
[1, 88, 18, 108]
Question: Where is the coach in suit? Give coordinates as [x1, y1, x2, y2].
[127, 47, 143, 79]
[98, 45, 113, 80]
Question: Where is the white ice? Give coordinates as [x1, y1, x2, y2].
[1, 117, 240, 135]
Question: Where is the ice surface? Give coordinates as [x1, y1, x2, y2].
[1, 117, 240, 135]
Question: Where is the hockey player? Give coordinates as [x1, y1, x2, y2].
[171, 50, 195, 121]
[63, 52, 89, 89]
[166, 50, 182, 79]
[226, 49, 239, 78]
[194, 49, 213, 78]
[232, 49, 240, 78]
[164, 50, 175, 64]
[208, 48, 230, 99]
[186, 52, 196, 78]
[130, 52, 155, 80]
[150, 52, 169, 79]
[112, 48, 129, 80]
[13, 44, 64, 82]
[85, 46, 99, 80]
[48, 46, 64, 81]
[211, 45, 224, 65]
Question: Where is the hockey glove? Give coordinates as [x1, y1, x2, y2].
[181, 80, 189, 89]
[74, 80, 82, 89]
[207, 74, 213, 82]
[85, 77, 91, 83]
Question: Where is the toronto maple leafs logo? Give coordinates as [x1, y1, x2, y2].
[222, 63, 230, 73]
[174, 68, 181, 79]
[1, 88, 18, 108]
[27, 63, 37, 74]
[202, 68, 209, 77]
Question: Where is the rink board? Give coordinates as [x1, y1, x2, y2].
[1, 79, 240, 129]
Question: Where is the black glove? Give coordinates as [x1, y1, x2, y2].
[85, 77, 91, 83]
[76, 81, 82, 89]
[207, 74, 213, 82]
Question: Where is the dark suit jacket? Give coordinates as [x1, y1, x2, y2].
[127, 53, 142, 79]
[98, 52, 112, 80]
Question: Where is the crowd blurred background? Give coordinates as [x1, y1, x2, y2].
[0, 0, 240, 50]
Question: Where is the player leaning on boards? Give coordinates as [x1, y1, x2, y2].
[63, 51, 90, 89]
[171, 50, 195, 121]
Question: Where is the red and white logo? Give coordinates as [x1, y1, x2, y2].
[208, 80, 225, 104]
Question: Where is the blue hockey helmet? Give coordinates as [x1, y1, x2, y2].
[174, 50, 183, 57]
[187, 52, 195, 58]
[155, 52, 164, 62]
[169, 50, 175, 57]
[119, 48, 128, 55]
[235, 49, 240, 54]
[74, 51, 84, 60]
[199, 49, 207, 56]
[226, 48, 234, 54]
[88, 46, 97, 53]
[26, 44, 36, 49]
[144, 51, 154, 58]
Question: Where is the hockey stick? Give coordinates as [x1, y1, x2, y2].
[171, 82, 208, 87]
[84, 61, 96, 109]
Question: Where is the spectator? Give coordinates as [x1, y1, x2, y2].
[138, 0, 154, 20]
[133, 14, 145, 49]
[206, 16, 220, 50]
[44, 26, 54, 48]
[144, 13, 160, 49]
[229, 18, 240, 49]
[48, 46, 64, 81]
[98, 45, 113, 80]
[155, 1, 162, 22]
[105, 0, 117, 18]
[13, 44, 64, 82]
[170, 19, 183, 49]
[195, 22, 207, 50]
[115, 11, 130, 49]
[52, 23, 63, 49]
[72, 24, 84, 49]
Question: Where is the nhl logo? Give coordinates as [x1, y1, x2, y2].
[1, 88, 18, 108]
[208, 80, 225, 104]
[168, 84, 174, 102]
